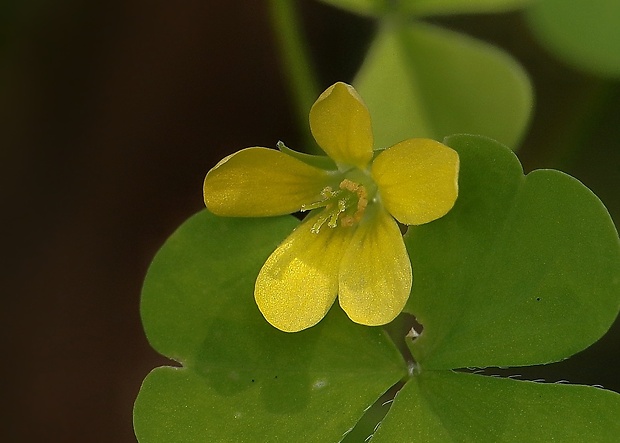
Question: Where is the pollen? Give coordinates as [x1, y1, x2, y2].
[339, 179, 368, 227]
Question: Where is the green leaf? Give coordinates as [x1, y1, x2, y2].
[354, 22, 532, 150]
[526, 0, 620, 78]
[371, 371, 620, 442]
[134, 210, 406, 442]
[406, 134, 620, 370]
[400, 0, 534, 16]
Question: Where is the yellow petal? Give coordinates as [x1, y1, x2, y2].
[309, 82, 373, 169]
[339, 208, 412, 326]
[371, 138, 459, 225]
[255, 213, 353, 332]
[203, 147, 332, 217]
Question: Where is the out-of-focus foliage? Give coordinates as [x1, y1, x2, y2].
[318, 0, 535, 17]
[526, 0, 620, 77]
[316, 0, 533, 148]
[355, 23, 531, 150]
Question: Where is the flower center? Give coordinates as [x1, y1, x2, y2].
[301, 178, 370, 234]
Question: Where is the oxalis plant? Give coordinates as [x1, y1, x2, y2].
[134, 1, 620, 442]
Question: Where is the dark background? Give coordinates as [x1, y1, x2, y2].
[3, 1, 619, 441]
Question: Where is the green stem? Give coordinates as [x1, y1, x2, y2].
[268, 0, 320, 152]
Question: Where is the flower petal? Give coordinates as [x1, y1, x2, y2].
[204, 147, 332, 217]
[372, 138, 459, 225]
[339, 207, 412, 326]
[255, 213, 353, 332]
[309, 82, 374, 169]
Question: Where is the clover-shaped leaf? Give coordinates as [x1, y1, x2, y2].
[135, 136, 620, 442]
[371, 371, 620, 441]
[406, 134, 620, 370]
[134, 212, 406, 442]
[374, 134, 620, 440]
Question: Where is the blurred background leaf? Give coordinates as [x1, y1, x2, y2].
[318, 0, 535, 16]
[310, 0, 534, 150]
[525, 0, 620, 78]
[398, 0, 535, 16]
[317, 0, 388, 17]
[355, 22, 532, 149]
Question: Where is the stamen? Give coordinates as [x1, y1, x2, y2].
[303, 179, 370, 233]
[301, 186, 338, 212]
[321, 186, 335, 198]
[301, 201, 325, 212]
[310, 211, 332, 234]
[327, 199, 347, 228]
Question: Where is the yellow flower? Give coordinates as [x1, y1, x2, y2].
[203, 82, 459, 332]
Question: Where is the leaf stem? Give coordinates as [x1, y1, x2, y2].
[268, 0, 320, 152]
